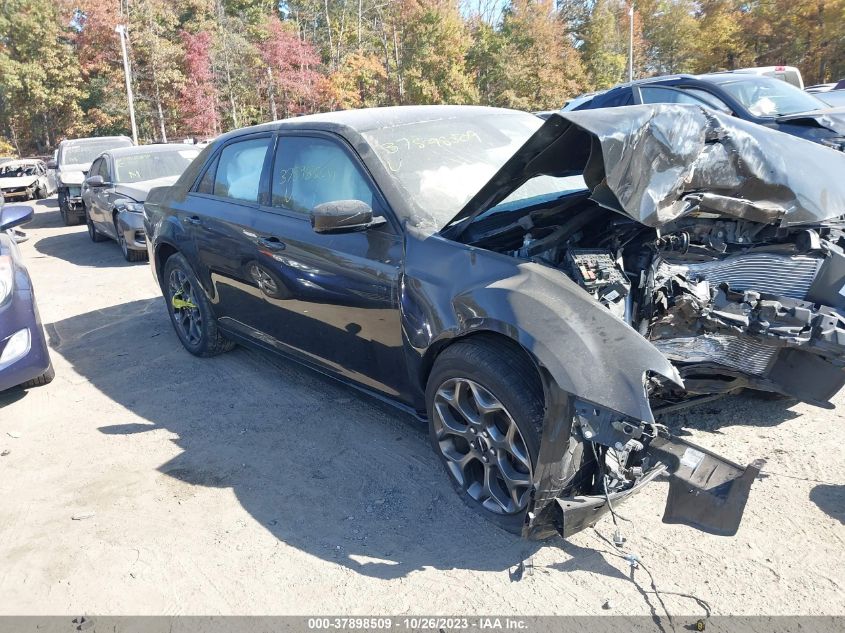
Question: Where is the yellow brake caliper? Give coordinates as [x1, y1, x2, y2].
[171, 293, 196, 310]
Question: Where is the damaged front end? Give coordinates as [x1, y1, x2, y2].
[436, 104, 845, 538]
[523, 394, 764, 539]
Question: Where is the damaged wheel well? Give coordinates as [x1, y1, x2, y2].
[421, 331, 547, 415]
[155, 242, 179, 289]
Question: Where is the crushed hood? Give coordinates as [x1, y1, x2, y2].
[776, 106, 845, 134]
[0, 176, 37, 188]
[447, 104, 845, 234]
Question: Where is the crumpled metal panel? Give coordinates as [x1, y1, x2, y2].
[448, 104, 845, 235]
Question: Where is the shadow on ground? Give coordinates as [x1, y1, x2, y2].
[657, 391, 800, 436]
[47, 298, 550, 580]
[810, 484, 845, 525]
[24, 197, 61, 230]
[35, 229, 137, 268]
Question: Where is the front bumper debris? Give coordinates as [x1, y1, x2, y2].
[523, 396, 764, 540]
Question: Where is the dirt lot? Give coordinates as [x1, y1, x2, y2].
[0, 197, 843, 616]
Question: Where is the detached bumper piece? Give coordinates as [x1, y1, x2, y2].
[523, 399, 764, 539]
[649, 435, 764, 536]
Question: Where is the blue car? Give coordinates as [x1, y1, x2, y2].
[0, 201, 53, 392]
[572, 73, 845, 151]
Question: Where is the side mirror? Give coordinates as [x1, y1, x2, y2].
[45, 159, 57, 170]
[310, 200, 373, 234]
[0, 205, 34, 231]
[85, 175, 107, 187]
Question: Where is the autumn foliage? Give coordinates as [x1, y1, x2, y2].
[2, 0, 845, 154]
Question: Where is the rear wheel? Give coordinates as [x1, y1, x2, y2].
[58, 190, 80, 226]
[163, 252, 234, 357]
[426, 338, 544, 534]
[86, 206, 105, 242]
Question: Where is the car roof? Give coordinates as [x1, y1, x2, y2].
[2, 159, 41, 166]
[61, 136, 133, 146]
[103, 144, 199, 159]
[217, 105, 524, 142]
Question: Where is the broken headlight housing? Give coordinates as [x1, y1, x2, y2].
[116, 201, 144, 214]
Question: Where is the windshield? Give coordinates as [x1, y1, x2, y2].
[362, 111, 582, 230]
[60, 138, 133, 166]
[0, 163, 36, 178]
[114, 149, 199, 183]
[716, 76, 826, 117]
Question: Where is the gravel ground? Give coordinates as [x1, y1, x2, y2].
[0, 197, 843, 616]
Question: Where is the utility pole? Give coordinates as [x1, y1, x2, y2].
[115, 25, 139, 144]
[628, 3, 634, 83]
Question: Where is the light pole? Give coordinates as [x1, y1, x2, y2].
[628, 3, 634, 82]
[115, 25, 138, 145]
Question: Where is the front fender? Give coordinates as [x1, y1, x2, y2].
[403, 231, 679, 423]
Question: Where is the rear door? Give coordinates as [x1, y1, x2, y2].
[179, 133, 276, 325]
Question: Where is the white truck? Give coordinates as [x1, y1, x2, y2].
[48, 136, 133, 225]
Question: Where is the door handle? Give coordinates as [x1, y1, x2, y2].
[183, 215, 202, 226]
[259, 236, 286, 251]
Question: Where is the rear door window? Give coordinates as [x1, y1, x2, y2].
[196, 156, 218, 194]
[213, 138, 272, 203]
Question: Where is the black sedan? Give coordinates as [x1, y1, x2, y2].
[573, 73, 845, 150]
[143, 104, 845, 539]
[81, 145, 200, 261]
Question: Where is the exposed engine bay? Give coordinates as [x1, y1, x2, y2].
[466, 191, 845, 409]
[442, 104, 845, 538]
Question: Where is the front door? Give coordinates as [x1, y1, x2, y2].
[229, 132, 407, 400]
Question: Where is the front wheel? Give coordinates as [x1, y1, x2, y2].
[163, 252, 234, 357]
[115, 219, 146, 262]
[426, 338, 545, 534]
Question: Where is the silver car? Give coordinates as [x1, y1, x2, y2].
[81, 145, 200, 261]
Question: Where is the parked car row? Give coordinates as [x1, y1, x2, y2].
[82, 144, 200, 261]
[5, 94, 845, 542]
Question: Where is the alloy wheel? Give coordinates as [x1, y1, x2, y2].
[432, 377, 533, 514]
[117, 226, 128, 257]
[168, 268, 203, 347]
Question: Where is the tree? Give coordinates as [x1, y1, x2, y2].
[178, 30, 220, 135]
[0, 0, 88, 152]
[258, 15, 327, 118]
[489, 0, 587, 110]
[395, 0, 478, 105]
[582, 0, 628, 89]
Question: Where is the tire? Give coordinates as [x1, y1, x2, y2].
[114, 218, 146, 262]
[425, 337, 545, 534]
[86, 206, 105, 243]
[58, 190, 80, 226]
[20, 363, 55, 389]
[163, 252, 234, 357]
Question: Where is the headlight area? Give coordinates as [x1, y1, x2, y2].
[524, 398, 764, 540]
[0, 255, 14, 303]
[0, 328, 31, 368]
[116, 201, 145, 214]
